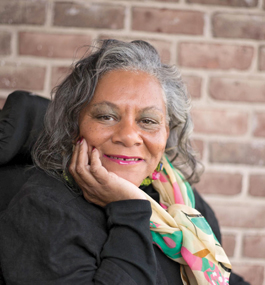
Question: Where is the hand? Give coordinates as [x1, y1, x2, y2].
[69, 138, 147, 207]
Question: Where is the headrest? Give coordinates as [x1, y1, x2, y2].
[0, 90, 50, 165]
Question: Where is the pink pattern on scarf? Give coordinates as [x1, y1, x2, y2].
[159, 173, 168, 183]
[181, 247, 202, 271]
[160, 202, 168, 210]
[173, 181, 184, 204]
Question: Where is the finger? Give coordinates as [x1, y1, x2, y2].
[75, 138, 89, 174]
[70, 139, 91, 184]
[69, 139, 81, 175]
[90, 148, 109, 185]
[68, 140, 103, 205]
[74, 139, 100, 187]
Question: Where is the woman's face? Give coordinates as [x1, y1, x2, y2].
[78, 69, 169, 186]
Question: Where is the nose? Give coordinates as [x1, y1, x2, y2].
[111, 119, 143, 147]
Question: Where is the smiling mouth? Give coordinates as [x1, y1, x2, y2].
[104, 154, 143, 165]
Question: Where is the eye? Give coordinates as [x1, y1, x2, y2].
[141, 118, 157, 125]
[140, 118, 160, 129]
[96, 115, 115, 121]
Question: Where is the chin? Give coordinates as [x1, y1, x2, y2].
[102, 159, 149, 187]
[119, 172, 144, 186]
[108, 168, 146, 187]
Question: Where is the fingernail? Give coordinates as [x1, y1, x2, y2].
[76, 137, 83, 145]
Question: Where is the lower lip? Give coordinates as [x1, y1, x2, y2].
[104, 155, 143, 165]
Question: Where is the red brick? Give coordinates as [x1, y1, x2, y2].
[142, 0, 179, 1]
[209, 77, 265, 103]
[210, 142, 265, 166]
[213, 13, 265, 40]
[222, 234, 236, 257]
[51, 66, 70, 89]
[196, 172, 242, 195]
[0, 0, 46, 25]
[132, 7, 204, 35]
[259, 46, 265, 70]
[53, 2, 125, 29]
[253, 113, 265, 137]
[0, 63, 46, 90]
[178, 42, 253, 70]
[99, 35, 172, 64]
[212, 202, 265, 228]
[0, 98, 6, 109]
[182, 75, 202, 99]
[243, 235, 265, 258]
[192, 108, 248, 135]
[249, 174, 265, 197]
[0, 31, 11, 55]
[232, 264, 264, 285]
[19, 32, 92, 59]
[187, 0, 257, 6]
[191, 139, 204, 159]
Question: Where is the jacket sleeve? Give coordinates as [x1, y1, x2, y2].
[193, 189, 250, 285]
[0, 190, 156, 285]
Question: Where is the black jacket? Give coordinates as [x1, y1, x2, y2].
[0, 170, 250, 285]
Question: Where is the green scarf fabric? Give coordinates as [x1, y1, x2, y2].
[141, 154, 231, 284]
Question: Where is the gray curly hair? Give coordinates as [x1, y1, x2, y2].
[33, 39, 201, 188]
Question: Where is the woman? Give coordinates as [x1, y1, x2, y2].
[0, 40, 248, 284]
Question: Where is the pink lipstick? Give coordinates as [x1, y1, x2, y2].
[103, 154, 143, 165]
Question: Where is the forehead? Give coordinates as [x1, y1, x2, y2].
[89, 69, 166, 111]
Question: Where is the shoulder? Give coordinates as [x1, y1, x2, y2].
[8, 169, 76, 206]
[0, 171, 109, 283]
[2, 169, 107, 231]
[0, 169, 108, 260]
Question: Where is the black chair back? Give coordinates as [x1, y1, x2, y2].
[0, 90, 50, 211]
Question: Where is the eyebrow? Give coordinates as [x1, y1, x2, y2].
[90, 101, 119, 111]
[91, 101, 164, 113]
[141, 106, 164, 114]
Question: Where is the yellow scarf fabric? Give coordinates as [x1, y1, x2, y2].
[141, 155, 232, 284]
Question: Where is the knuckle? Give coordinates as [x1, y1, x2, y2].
[76, 165, 85, 175]
[68, 164, 75, 175]
[90, 165, 99, 176]
[84, 192, 96, 202]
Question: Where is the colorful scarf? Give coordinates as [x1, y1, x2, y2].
[141, 155, 232, 284]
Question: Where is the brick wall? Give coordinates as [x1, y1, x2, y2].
[1, 0, 265, 283]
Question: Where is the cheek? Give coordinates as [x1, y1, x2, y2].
[144, 137, 166, 176]
[145, 131, 168, 159]
[79, 123, 108, 146]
